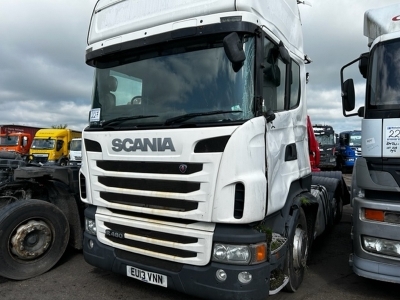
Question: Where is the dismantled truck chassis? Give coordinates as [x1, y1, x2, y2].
[0, 151, 84, 280]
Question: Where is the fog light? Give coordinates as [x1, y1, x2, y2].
[85, 218, 97, 235]
[238, 271, 252, 284]
[216, 269, 227, 282]
[88, 239, 94, 249]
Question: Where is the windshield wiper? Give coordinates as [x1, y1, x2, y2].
[102, 115, 159, 127]
[164, 110, 242, 125]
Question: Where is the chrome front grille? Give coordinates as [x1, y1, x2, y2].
[100, 192, 198, 212]
[33, 155, 48, 163]
[98, 176, 201, 193]
[93, 159, 213, 220]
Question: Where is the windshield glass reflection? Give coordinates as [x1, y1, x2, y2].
[90, 35, 255, 127]
[369, 39, 400, 108]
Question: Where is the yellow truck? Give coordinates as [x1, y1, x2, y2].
[29, 129, 81, 165]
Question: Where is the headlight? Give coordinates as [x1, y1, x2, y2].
[362, 236, 400, 258]
[212, 243, 266, 265]
[85, 218, 97, 235]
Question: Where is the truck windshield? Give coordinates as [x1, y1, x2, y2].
[368, 38, 400, 108]
[0, 136, 18, 146]
[349, 133, 362, 147]
[70, 139, 81, 151]
[31, 139, 55, 149]
[315, 133, 335, 145]
[89, 35, 255, 128]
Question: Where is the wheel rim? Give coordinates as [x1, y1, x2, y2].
[10, 220, 52, 260]
[292, 227, 308, 270]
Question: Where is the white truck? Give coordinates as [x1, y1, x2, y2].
[341, 3, 400, 284]
[80, 0, 348, 298]
[68, 138, 82, 166]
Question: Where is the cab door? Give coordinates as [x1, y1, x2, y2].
[262, 37, 308, 214]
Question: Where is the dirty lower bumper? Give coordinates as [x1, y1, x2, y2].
[83, 233, 271, 300]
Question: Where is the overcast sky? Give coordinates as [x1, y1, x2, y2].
[0, 0, 398, 133]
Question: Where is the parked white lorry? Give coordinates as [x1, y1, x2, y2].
[80, 0, 348, 298]
[341, 3, 400, 284]
[68, 138, 82, 166]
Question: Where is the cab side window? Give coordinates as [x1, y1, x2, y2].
[290, 61, 300, 109]
[56, 140, 64, 152]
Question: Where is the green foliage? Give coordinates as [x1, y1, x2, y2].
[300, 196, 310, 205]
[270, 269, 286, 291]
[254, 223, 272, 245]
[51, 124, 68, 129]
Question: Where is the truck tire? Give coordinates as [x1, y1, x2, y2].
[312, 175, 343, 225]
[0, 199, 70, 280]
[284, 207, 308, 292]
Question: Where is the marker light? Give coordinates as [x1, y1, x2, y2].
[364, 209, 400, 224]
[364, 209, 384, 222]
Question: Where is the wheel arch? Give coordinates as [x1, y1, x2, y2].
[262, 174, 318, 241]
[41, 180, 84, 250]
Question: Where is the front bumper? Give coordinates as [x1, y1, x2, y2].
[350, 253, 400, 284]
[350, 196, 400, 284]
[83, 233, 271, 300]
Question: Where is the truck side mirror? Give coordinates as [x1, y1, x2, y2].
[342, 79, 355, 112]
[357, 106, 365, 117]
[264, 65, 281, 87]
[223, 32, 245, 72]
[358, 52, 369, 79]
[278, 41, 290, 65]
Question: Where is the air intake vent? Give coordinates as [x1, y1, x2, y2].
[84, 138, 102, 152]
[194, 135, 230, 153]
[80, 173, 87, 199]
[234, 183, 245, 219]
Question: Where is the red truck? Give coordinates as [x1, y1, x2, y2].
[307, 116, 321, 172]
[0, 125, 42, 158]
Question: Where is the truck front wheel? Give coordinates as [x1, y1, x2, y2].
[284, 207, 308, 292]
[0, 199, 70, 280]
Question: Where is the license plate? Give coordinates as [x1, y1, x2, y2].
[127, 266, 167, 288]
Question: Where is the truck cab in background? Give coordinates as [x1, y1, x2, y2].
[341, 3, 400, 284]
[68, 138, 82, 166]
[312, 124, 337, 170]
[0, 125, 42, 159]
[336, 130, 362, 172]
[30, 129, 81, 166]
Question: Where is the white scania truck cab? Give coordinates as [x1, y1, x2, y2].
[80, 1, 347, 298]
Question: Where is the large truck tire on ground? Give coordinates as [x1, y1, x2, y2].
[80, 0, 349, 298]
[341, 3, 400, 284]
[0, 152, 84, 280]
